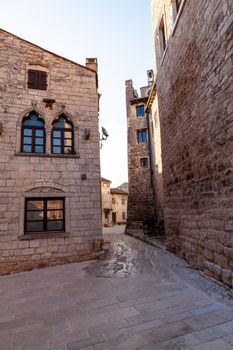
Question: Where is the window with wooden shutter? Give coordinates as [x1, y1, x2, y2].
[27, 69, 47, 90]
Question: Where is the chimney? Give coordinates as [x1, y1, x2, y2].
[86, 58, 98, 72]
[147, 69, 154, 87]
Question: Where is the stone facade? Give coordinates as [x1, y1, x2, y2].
[110, 188, 128, 225]
[101, 177, 112, 226]
[100, 178, 128, 226]
[0, 28, 103, 275]
[151, 0, 233, 286]
[146, 84, 164, 227]
[125, 73, 159, 234]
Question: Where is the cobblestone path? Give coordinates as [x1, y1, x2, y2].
[0, 225, 233, 350]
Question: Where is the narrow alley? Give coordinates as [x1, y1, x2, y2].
[0, 226, 233, 350]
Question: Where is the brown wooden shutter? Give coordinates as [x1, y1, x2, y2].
[27, 69, 37, 88]
[38, 71, 47, 90]
[27, 69, 47, 90]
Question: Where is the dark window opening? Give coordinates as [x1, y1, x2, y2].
[136, 105, 145, 117]
[159, 17, 167, 53]
[27, 69, 47, 90]
[137, 129, 147, 143]
[51, 115, 74, 154]
[21, 112, 45, 153]
[176, 0, 181, 12]
[25, 198, 65, 234]
[140, 158, 149, 167]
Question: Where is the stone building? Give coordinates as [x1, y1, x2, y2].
[100, 178, 128, 226]
[100, 177, 112, 226]
[0, 28, 103, 275]
[151, 0, 233, 286]
[146, 84, 164, 227]
[125, 72, 161, 234]
[110, 188, 128, 225]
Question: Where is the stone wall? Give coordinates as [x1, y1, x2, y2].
[101, 178, 112, 226]
[151, 0, 233, 286]
[125, 79, 156, 233]
[146, 85, 164, 228]
[0, 29, 103, 275]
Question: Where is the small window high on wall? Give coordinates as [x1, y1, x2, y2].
[27, 69, 47, 90]
[136, 105, 145, 117]
[137, 129, 147, 143]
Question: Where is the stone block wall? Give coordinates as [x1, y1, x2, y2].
[0, 29, 103, 275]
[125, 79, 156, 233]
[151, 0, 233, 286]
[146, 85, 164, 228]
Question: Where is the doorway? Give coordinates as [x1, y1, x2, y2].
[112, 212, 117, 225]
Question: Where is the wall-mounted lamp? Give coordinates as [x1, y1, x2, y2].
[100, 126, 109, 148]
[84, 128, 90, 140]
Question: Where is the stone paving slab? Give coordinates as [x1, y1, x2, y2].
[0, 225, 232, 350]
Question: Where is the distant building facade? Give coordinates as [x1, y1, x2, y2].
[101, 177, 112, 226]
[151, 0, 233, 286]
[101, 178, 128, 226]
[0, 28, 103, 275]
[125, 72, 163, 233]
[110, 188, 128, 225]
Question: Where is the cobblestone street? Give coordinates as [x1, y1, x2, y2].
[0, 225, 233, 350]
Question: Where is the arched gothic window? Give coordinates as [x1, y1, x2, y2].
[51, 115, 74, 154]
[21, 112, 45, 153]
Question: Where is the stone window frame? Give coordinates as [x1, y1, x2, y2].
[19, 193, 70, 240]
[16, 109, 80, 158]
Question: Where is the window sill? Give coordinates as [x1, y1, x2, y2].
[18, 232, 68, 240]
[15, 152, 80, 158]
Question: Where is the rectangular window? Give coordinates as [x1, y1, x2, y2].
[140, 158, 149, 167]
[25, 198, 65, 233]
[122, 212, 126, 220]
[136, 105, 145, 117]
[121, 198, 126, 205]
[27, 69, 47, 90]
[159, 16, 167, 54]
[137, 129, 147, 143]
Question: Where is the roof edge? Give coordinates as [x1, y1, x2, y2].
[0, 27, 97, 73]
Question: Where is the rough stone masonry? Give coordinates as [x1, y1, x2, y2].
[151, 0, 233, 287]
[0, 28, 103, 275]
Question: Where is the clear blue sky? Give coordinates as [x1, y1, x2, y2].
[0, 0, 154, 187]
